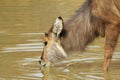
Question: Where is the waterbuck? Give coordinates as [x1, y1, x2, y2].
[39, 0, 120, 71]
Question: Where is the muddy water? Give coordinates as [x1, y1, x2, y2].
[0, 0, 120, 80]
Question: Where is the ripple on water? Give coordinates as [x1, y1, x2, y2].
[27, 73, 44, 78]
[20, 32, 44, 36]
[2, 43, 44, 53]
[60, 58, 100, 64]
[86, 75, 104, 80]
[63, 68, 70, 73]
[18, 57, 40, 66]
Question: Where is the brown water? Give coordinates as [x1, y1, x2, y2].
[0, 0, 120, 80]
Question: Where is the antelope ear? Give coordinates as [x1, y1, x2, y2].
[52, 16, 64, 37]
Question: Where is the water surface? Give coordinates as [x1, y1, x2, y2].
[0, 0, 120, 80]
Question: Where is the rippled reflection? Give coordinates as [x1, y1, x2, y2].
[0, 0, 120, 80]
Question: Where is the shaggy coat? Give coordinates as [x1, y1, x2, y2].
[40, 0, 120, 71]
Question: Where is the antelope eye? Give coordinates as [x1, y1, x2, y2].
[44, 41, 48, 46]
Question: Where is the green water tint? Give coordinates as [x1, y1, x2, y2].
[0, 0, 120, 80]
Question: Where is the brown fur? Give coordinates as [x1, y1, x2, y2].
[61, 0, 105, 52]
[40, 0, 120, 71]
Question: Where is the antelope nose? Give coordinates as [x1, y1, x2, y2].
[39, 60, 46, 67]
[39, 60, 41, 64]
[39, 60, 51, 67]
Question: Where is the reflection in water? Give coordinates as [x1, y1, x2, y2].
[40, 67, 50, 80]
[104, 72, 111, 80]
[0, 0, 120, 80]
[40, 65, 104, 80]
[39, 56, 120, 80]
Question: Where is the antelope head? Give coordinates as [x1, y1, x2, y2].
[39, 17, 67, 67]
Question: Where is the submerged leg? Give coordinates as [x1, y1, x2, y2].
[103, 24, 119, 71]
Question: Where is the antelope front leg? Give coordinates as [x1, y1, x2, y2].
[103, 24, 119, 71]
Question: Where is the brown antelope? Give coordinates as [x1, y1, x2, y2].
[39, 0, 120, 71]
